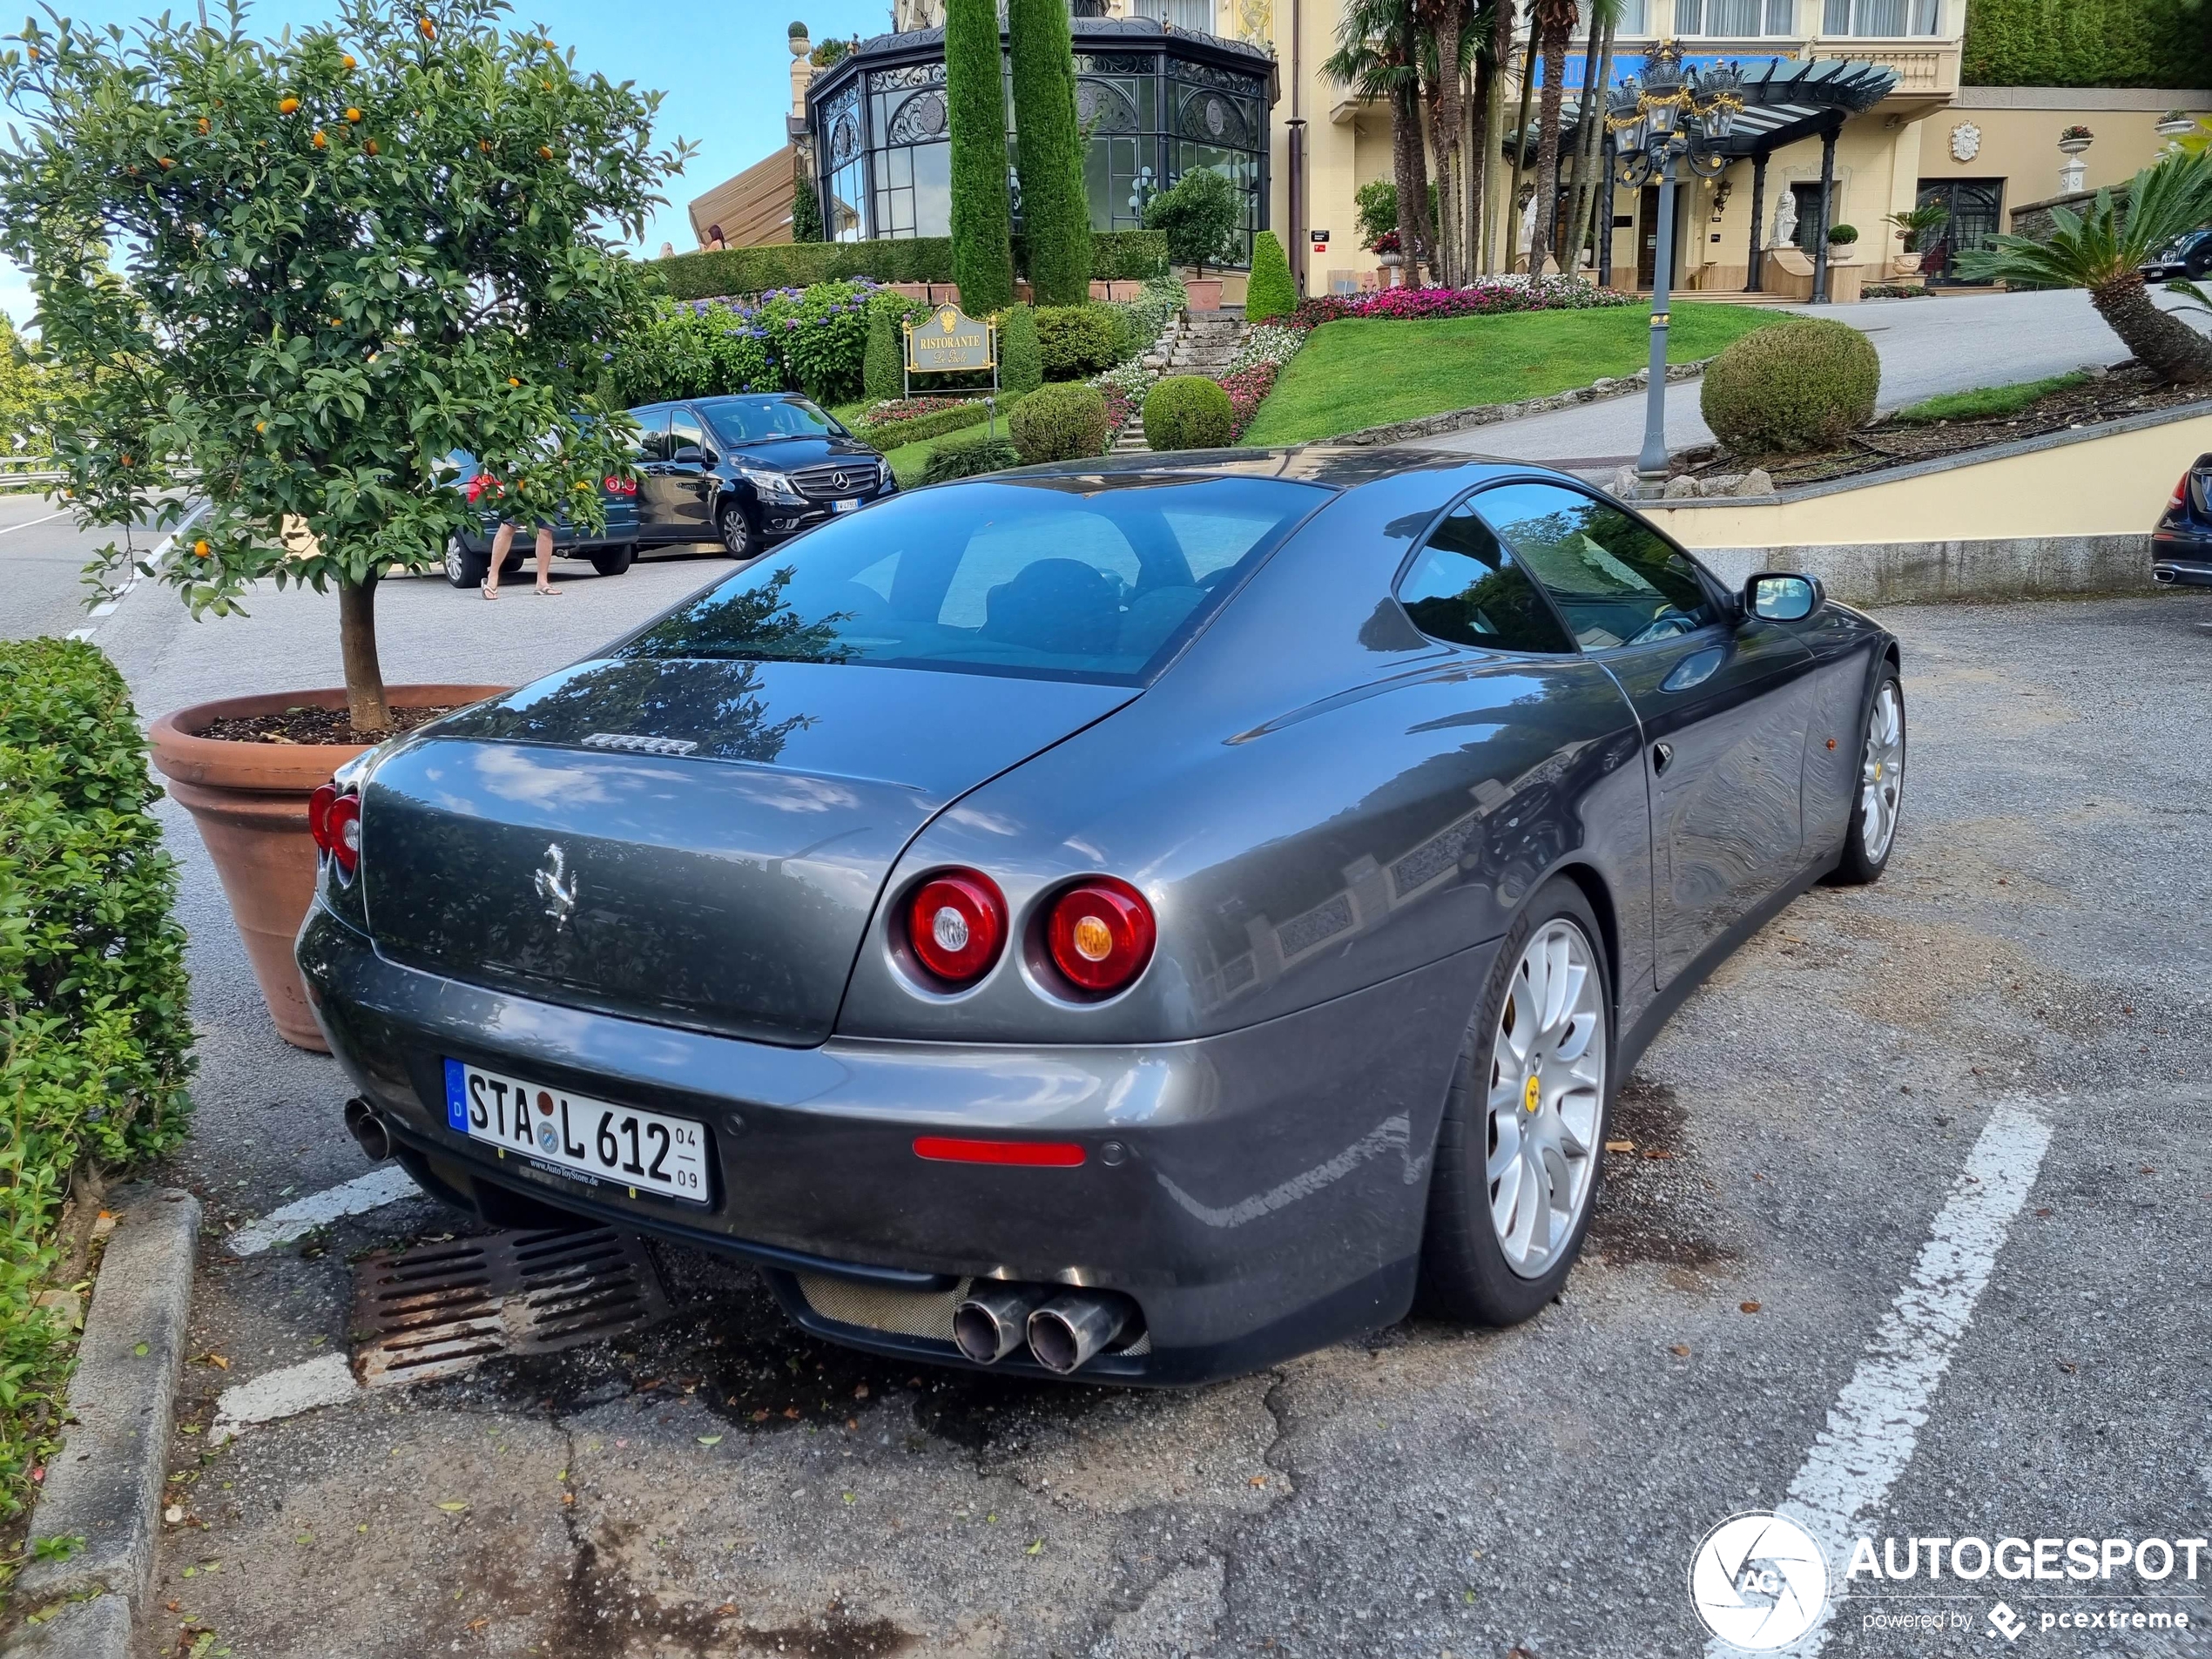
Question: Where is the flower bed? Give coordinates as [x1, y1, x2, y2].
[1221, 362, 1279, 442]
[1292, 276, 1635, 329]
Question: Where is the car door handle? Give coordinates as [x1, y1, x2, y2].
[1652, 741, 1675, 775]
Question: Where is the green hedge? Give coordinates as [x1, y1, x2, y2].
[1008, 0, 1093, 307]
[921, 428, 1021, 483]
[854, 399, 995, 450]
[1010, 382, 1109, 463]
[1037, 303, 1123, 380]
[1143, 375, 1236, 450]
[1963, 0, 2212, 88]
[1001, 303, 1043, 397]
[654, 231, 1171, 303]
[0, 640, 192, 1522]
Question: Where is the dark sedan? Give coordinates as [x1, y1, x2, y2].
[628, 394, 894, 559]
[2141, 229, 2212, 282]
[2154, 449, 2212, 587]
[300, 448, 1905, 1385]
[439, 450, 640, 588]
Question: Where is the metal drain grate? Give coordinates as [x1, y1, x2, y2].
[351, 1227, 671, 1387]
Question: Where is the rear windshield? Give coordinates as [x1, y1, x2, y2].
[622, 475, 1329, 684]
[704, 397, 843, 444]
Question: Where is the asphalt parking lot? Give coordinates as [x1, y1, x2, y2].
[90, 570, 2212, 1659]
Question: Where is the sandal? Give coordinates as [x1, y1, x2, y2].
[536, 584, 562, 597]
[481, 582, 499, 600]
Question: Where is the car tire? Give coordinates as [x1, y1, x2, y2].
[1831, 670, 1905, 887]
[717, 499, 756, 558]
[443, 536, 489, 590]
[588, 543, 636, 577]
[1418, 877, 1614, 1326]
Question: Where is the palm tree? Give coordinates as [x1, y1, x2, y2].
[1326, 0, 1434, 274]
[1414, 0, 1480, 286]
[1527, 0, 1578, 273]
[1956, 151, 2212, 385]
[1558, 0, 1624, 271]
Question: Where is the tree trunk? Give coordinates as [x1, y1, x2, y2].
[1480, 1, 1513, 273]
[1531, 13, 1574, 273]
[1467, 58, 1489, 279]
[1393, 70, 1436, 277]
[1577, 22, 1618, 273]
[1504, 6, 1538, 271]
[1558, 15, 1604, 268]
[2091, 272, 2212, 384]
[1428, 4, 1467, 287]
[338, 576, 390, 734]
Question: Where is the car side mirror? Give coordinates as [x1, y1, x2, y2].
[1744, 572, 1823, 623]
[671, 445, 705, 467]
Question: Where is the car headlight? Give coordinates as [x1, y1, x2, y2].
[738, 468, 805, 505]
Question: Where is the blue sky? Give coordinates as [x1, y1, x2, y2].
[0, 0, 894, 328]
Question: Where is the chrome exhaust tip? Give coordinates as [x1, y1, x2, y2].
[952, 1284, 1048, 1365]
[1026, 1292, 1131, 1376]
[343, 1096, 391, 1163]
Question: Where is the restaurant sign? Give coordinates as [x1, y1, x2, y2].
[905, 305, 996, 374]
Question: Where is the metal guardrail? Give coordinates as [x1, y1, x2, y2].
[1, 455, 64, 485]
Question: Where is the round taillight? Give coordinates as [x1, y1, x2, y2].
[906, 870, 1006, 987]
[604, 475, 621, 493]
[327, 792, 361, 878]
[1046, 878, 1156, 995]
[307, 781, 339, 851]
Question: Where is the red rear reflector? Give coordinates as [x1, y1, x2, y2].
[913, 1136, 1086, 1168]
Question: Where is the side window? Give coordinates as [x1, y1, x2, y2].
[631, 408, 670, 464]
[1472, 482, 1716, 651]
[669, 409, 708, 461]
[1395, 502, 1577, 655]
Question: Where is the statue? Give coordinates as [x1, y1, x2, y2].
[1770, 190, 1798, 249]
[1519, 191, 1540, 265]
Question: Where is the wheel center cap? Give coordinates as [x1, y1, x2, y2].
[1873, 759, 1884, 779]
[1524, 1073, 1541, 1115]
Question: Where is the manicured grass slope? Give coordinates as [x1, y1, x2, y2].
[1892, 372, 2087, 425]
[1239, 304, 1790, 448]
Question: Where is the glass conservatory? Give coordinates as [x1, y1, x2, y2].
[807, 14, 1276, 266]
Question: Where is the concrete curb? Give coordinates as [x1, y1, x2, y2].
[5, 1186, 200, 1659]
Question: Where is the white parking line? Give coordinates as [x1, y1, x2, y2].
[209, 1352, 360, 1445]
[0, 509, 66, 537]
[1712, 1097, 2054, 1658]
[226, 1164, 423, 1257]
[64, 499, 207, 642]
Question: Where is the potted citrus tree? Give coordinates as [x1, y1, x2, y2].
[0, 0, 687, 1048]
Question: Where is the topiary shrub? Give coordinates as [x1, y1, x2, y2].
[1700, 319, 1881, 456]
[863, 304, 904, 403]
[1246, 231, 1296, 323]
[1143, 375, 1236, 451]
[1827, 222, 1859, 246]
[921, 428, 1021, 483]
[1008, 0, 1092, 307]
[1009, 381, 1109, 463]
[945, 0, 1015, 314]
[1000, 302, 1043, 396]
[1036, 303, 1123, 380]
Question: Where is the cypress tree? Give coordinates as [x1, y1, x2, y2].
[1007, 0, 1094, 306]
[945, 0, 1014, 314]
[1245, 232, 1296, 322]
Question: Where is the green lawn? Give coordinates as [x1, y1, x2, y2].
[1239, 304, 1791, 448]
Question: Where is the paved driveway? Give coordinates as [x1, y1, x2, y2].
[92, 563, 2212, 1658]
[1413, 287, 2203, 472]
[0, 492, 179, 641]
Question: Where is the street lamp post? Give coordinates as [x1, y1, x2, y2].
[1608, 44, 1744, 499]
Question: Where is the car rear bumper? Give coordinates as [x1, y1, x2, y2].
[2152, 531, 2212, 587]
[297, 903, 1487, 1384]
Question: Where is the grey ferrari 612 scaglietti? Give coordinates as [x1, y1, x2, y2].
[300, 446, 1905, 1385]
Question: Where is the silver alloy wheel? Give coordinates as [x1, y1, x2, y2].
[443, 536, 468, 585]
[1486, 918, 1607, 1279]
[1860, 680, 1905, 862]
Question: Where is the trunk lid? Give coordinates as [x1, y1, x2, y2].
[360, 658, 1132, 1045]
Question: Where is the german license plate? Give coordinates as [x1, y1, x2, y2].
[832, 497, 861, 513]
[442, 1059, 710, 1204]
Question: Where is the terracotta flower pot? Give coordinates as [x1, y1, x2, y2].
[148, 685, 508, 1052]
[1183, 279, 1224, 311]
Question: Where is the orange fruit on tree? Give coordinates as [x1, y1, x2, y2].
[312, 130, 327, 148]
[341, 53, 355, 70]
[280, 96, 300, 114]
[157, 156, 173, 169]
[364, 139, 379, 156]
[192, 539, 210, 558]
[537, 145, 552, 159]
[197, 117, 210, 133]
[419, 17, 435, 38]
[345, 107, 361, 123]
